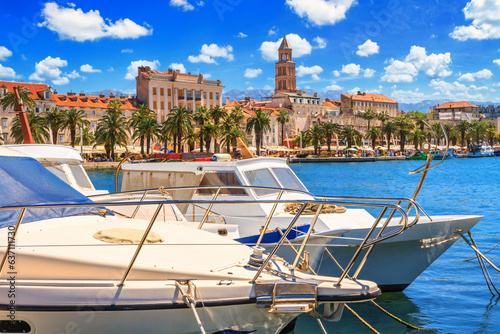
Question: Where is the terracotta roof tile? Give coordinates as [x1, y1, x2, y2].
[342, 93, 396, 104]
[0, 81, 50, 99]
[225, 100, 242, 107]
[53, 94, 138, 110]
[435, 101, 479, 109]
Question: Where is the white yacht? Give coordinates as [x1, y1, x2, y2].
[0, 147, 381, 334]
[467, 143, 494, 157]
[119, 157, 482, 292]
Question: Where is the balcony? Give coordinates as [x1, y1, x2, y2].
[178, 95, 185, 100]
[187, 97, 193, 101]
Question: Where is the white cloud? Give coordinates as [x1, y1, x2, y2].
[366, 86, 384, 94]
[297, 65, 323, 77]
[459, 69, 493, 81]
[341, 63, 361, 76]
[244, 68, 262, 78]
[430, 79, 490, 100]
[356, 39, 379, 57]
[381, 46, 451, 82]
[286, 0, 357, 26]
[268, 26, 278, 36]
[311, 74, 321, 81]
[260, 34, 313, 61]
[391, 88, 425, 103]
[0, 46, 13, 61]
[188, 44, 234, 64]
[29, 56, 70, 85]
[494, 59, 500, 65]
[108, 67, 114, 72]
[125, 59, 160, 80]
[313, 36, 327, 49]
[66, 70, 81, 79]
[0, 64, 21, 79]
[121, 49, 133, 53]
[247, 87, 254, 90]
[324, 83, 343, 91]
[237, 32, 247, 38]
[348, 87, 361, 95]
[80, 64, 101, 73]
[430, 34, 438, 39]
[169, 0, 194, 11]
[169, 63, 186, 73]
[363, 68, 376, 78]
[197, 1, 205, 6]
[38, 2, 152, 42]
[451, 0, 500, 41]
[264, 84, 273, 90]
[333, 70, 340, 77]
[203, 73, 212, 79]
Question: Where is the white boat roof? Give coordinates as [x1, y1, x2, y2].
[3, 144, 83, 161]
[122, 157, 289, 173]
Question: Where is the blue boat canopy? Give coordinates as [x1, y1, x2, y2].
[0, 155, 100, 228]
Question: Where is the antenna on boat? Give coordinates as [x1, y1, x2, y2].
[13, 86, 34, 144]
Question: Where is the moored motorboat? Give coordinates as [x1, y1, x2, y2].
[0, 148, 381, 334]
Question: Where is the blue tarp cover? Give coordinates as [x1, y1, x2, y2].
[0, 156, 99, 228]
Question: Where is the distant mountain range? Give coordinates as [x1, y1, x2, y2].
[85, 89, 134, 97]
[222, 89, 498, 112]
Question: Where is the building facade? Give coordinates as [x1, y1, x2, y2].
[433, 101, 480, 121]
[340, 91, 398, 118]
[136, 66, 224, 123]
[274, 35, 297, 94]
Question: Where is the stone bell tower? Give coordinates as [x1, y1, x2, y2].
[275, 35, 296, 94]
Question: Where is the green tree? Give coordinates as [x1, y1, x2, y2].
[321, 121, 341, 153]
[229, 106, 245, 128]
[409, 129, 427, 150]
[60, 108, 89, 148]
[246, 109, 271, 156]
[94, 109, 128, 160]
[75, 126, 95, 146]
[132, 117, 160, 154]
[276, 109, 290, 146]
[221, 125, 245, 154]
[377, 111, 390, 126]
[381, 121, 397, 151]
[362, 109, 377, 129]
[193, 106, 209, 152]
[307, 124, 324, 155]
[129, 104, 155, 155]
[209, 105, 228, 153]
[0, 87, 37, 111]
[158, 120, 173, 153]
[469, 120, 487, 143]
[411, 111, 427, 131]
[365, 126, 381, 150]
[42, 107, 63, 144]
[431, 123, 445, 146]
[10, 110, 49, 144]
[393, 115, 415, 152]
[455, 120, 470, 147]
[166, 107, 193, 153]
[340, 126, 362, 148]
[202, 123, 218, 152]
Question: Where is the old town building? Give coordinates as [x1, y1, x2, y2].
[433, 101, 480, 121]
[340, 91, 398, 118]
[136, 66, 224, 123]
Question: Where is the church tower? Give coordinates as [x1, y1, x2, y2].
[275, 35, 296, 94]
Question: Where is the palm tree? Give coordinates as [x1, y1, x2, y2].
[411, 111, 427, 131]
[393, 115, 415, 152]
[455, 120, 470, 147]
[202, 123, 218, 152]
[0, 87, 37, 111]
[75, 126, 95, 146]
[361, 109, 377, 129]
[10, 110, 49, 144]
[469, 120, 487, 143]
[364, 126, 380, 150]
[133, 117, 160, 154]
[166, 107, 193, 153]
[409, 129, 427, 150]
[377, 111, 390, 126]
[246, 109, 271, 156]
[221, 125, 245, 154]
[229, 106, 245, 129]
[340, 126, 362, 148]
[307, 124, 324, 155]
[193, 106, 209, 152]
[430, 123, 445, 146]
[158, 120, 173, 153]
[59, 108, 89, 147]
[94, 110, 128, 160]
[42, 107, 63, 144]
[321, 121, 341, 153]
[276, 109, 290, 146]
[381, 121, 397, 152]
[209, 105, 228, 153]
[129, 104, 155, 155]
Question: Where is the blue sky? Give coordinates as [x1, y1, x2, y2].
[1, 0, 500, 104]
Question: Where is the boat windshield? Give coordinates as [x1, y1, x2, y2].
[271, 168, 308, 193]
[68, 162, 93, 190]
[243, 169, 280, 197]
[197, 171, 246, 195]
[40, 162, 70, 185]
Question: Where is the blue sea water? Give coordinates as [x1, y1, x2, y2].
[88, 157, 500, 334]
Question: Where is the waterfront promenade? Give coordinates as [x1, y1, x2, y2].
[82, 161, 120, 170]
[289, 156, 406, 163]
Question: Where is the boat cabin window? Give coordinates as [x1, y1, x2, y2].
[271, 168, 307, 192]
[243, 169, 280, 197]
[40, 162, 70, 185]
[68, 162, 93, 190]
[197, 171, 245, 195]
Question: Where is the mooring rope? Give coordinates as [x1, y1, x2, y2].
[370, 300, 435, 331]
[464, 240, 500, 262]
[174, 281, 207, 334]
[345, 304, 380, 334]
